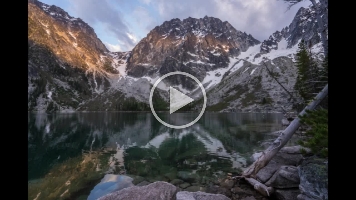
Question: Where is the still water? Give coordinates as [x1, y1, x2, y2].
[28, 112, 283, 199]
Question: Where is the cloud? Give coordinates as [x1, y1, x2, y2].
[130, 6, 157, 38]
[154, 0, 312, 41]
[67, 0, 137, 51]
[104, 42, 122, 52]
[139, 0, 152, 5]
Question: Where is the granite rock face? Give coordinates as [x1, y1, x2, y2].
[260, 4, 324, 54]
[126, 16, 260, 81]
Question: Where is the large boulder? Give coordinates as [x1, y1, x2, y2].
[265, 165, 300, 188]
[176, 191, 230, 200]
[87, 174, 134, 200]
[98, 181, 179, 200]
[298, 157, 328, 200]
[256, 161, 282, 183]
[256, 145, 305, 183]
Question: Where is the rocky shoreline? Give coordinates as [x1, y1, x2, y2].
[89, 143, 328, 200]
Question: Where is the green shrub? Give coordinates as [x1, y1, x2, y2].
[298, 109, 328, 158]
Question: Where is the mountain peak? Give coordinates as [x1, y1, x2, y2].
[126, 16, 260, 81]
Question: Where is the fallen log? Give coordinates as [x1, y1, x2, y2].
[242, 84, 328, 178]
[235, 84, 328, 197]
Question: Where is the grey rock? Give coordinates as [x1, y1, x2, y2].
[297, 194, 319, 200]
[282, 118, 290, 126]
[206, 185, 232, 197]
[171, 179, 184, 186]
[132, 176, 145, 185]
[274, 189, 300, 200]
[180, 182, 191, 189]
[273, 150, 304, 166]
[136, 181, 150, 186]
[256, 160, 282, 183]
[164, 172, 177, 181]
[176, 191, 230, 200]
[185, 186, 205, 192]
[231, 186, 244, 194]
[178, 171, 200, 183]
[98, 181, 179, 200]
[280, 145, 311, 154]
[298, 157, 328, 200]
[265, 165, 300, 188]
[257, 147, 304, 183]
[220, 179, 235, 189]
[241, 196, 256, 200]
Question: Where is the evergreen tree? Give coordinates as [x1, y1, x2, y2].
[294, 40, 325, 105]
[298, 109, 328, 158]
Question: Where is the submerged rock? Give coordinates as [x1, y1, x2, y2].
[87, 174, 134, 200]
[171, 179, 184, 186]
[98, 181, 179, 200]
[185, 185, 205, 192]
[176, 191, 230, 200]
[180, 182, 191, 189]
[177, 171, 200, 183]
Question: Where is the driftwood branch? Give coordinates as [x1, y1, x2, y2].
[242, 84, 328, 178]
[245, 178, 274, 197]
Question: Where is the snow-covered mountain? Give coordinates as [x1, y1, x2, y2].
[200, 3, 326, 112]
[28, 0, 326, 113]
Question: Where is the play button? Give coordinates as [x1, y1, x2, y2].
[169, 86, 194, 114]
[149, 71, 207, 129]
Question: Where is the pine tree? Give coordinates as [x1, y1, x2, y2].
[294, 40, 323, 104]
[298, 109, 328, 158]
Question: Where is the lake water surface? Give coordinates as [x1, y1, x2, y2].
[28, 112, 283, 199]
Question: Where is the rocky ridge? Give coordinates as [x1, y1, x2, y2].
[28, 0, 325, 113]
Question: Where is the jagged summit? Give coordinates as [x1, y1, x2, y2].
[260, 5, 322, 55]
[126, 16, 260, 83]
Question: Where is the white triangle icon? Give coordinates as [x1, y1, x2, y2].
[169, 86, 194, 114]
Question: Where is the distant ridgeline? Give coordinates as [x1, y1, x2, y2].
[28, 0, 325, 112]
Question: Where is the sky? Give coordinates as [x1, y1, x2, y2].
[39, 0, 311, 52]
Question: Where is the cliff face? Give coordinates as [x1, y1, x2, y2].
[125, 16, 260, 89]
[28, 0, 123, 112]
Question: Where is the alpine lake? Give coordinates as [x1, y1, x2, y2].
[28, 112, 296, 199]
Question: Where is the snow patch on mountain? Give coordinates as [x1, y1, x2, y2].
[237, 39, 300, 64]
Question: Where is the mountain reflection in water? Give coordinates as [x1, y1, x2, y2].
[28, 112, 282, 199]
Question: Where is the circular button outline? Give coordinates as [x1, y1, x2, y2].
[149, 71, 207, 129]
